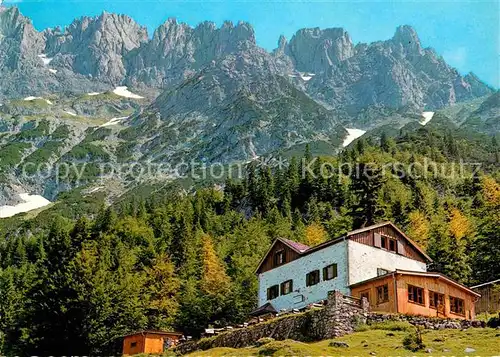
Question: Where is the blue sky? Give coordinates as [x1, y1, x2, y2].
[4, 0, 499, 87]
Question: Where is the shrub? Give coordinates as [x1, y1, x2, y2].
[256, 337, 275, 346]
[402, 327, 425, 352]
[486, 314, 500, 328]
[370, 320, 413, 332]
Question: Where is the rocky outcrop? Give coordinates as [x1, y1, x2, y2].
[285, 27, 354, 73]
[0, 7, 112, 99]
[460, 91, 500, 133]
[145, 49, 346, 163]
[304, 26, 494, 111]
[0, 6, 494, 118]
[126, 19, 256, 88]
[44, 12, 148, 85]
[0, 6, 45, 70]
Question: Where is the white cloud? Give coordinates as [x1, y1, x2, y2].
[443, 47, 468, 69]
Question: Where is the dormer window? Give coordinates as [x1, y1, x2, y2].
[274, 250, 285, 267]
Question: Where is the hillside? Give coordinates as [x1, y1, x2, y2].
[0, 5, 498, 211]
[183, 328, 500, 356]
[1, 137, 499, 354]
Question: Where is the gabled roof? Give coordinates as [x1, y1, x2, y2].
[254, 237, 310, 274]
[471, 278, 500, 289]
[348, 221, 432, 262]
[350, 269, 481, 297]
[255, 222, 432, 274]
[280, 238, 310, 253]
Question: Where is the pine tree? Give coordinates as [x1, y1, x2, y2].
[349, 163, 385, 228]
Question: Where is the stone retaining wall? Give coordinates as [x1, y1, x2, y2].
[367, 313, 486, 329]
[174, 293, 488, 355]
[174, 291, 368, 355]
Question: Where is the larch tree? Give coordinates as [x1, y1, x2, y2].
[407, 210, 431, 250]
[305, 222, 328, 246]
[201, 234, 230, 296]
[145, 254, 180, 329]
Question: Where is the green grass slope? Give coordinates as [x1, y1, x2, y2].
[183, 328, 499, 356]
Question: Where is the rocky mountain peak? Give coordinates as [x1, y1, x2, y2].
[0, 8, 494, 117]
[125, 18, 257, 88]
[285, 27, 354, 73]
[391, 25, 423, 55]
[277, 35, 287, 53]
[0, 6, 44, 70]
[464, 72, 495, 97]
[44, 11, 148, 84]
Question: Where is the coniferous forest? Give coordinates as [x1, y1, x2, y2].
[0, 130, 499, 355]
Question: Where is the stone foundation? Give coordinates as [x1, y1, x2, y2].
[174, 293, 487, 355]
[174, 291, 368, 355]
[367, 313, 486, 329]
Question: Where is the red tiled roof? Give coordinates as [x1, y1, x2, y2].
[281, 238, 310, 252]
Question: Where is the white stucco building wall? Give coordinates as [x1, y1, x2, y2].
[258, 240, 349, 311]
[347, 240, 427, 286]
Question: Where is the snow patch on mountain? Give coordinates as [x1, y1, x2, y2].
[342, 128, 366, 147]
[100, 116, 128, 127]
[113, 86, 143, 99]
[420, 112, 435, 125]
[38, 54, 53, 66]
[0, 194, 51, 218]
[299, 72, 315, 81]
[24, 97, 53, 105]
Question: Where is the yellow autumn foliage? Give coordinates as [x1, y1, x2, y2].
[448, 208, 471, 241]
[305, 222, 328, 246]
[407, 210, 430, 249]
[201, 234, 231, 296]
[483, 176, 500, 207]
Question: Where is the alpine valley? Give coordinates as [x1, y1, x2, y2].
[0, 6, 498, 210]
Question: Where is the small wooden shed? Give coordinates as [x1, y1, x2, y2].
[471, 279, 500, 313]
[122, 330, 183, 355]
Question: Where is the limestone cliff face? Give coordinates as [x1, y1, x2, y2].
[302, 25, 494, 111]
[144, 48, 346, 163]
[0, 6, 493, 112]
[0, 6, 45, 70]
[285, 27, 355, 73]
[44, 12, 148, 85]
[125, 19, 257, 88]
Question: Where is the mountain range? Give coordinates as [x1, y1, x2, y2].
[0, 6, 494, 106]
[0, 5, 498, 211]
